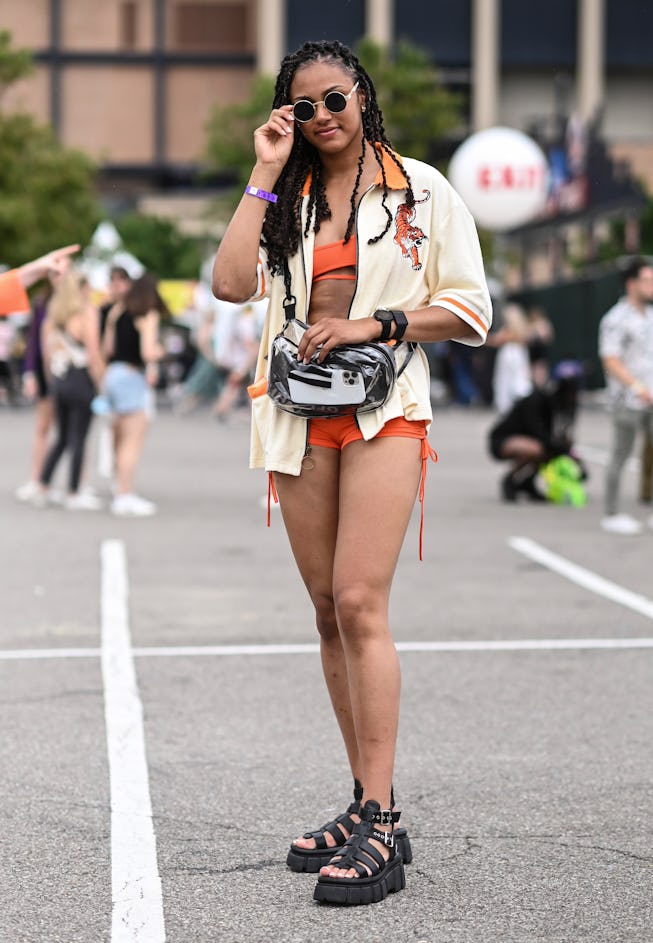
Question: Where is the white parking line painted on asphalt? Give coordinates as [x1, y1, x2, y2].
[509, 536, 653, 620]
[101, 539, 165, 943]
[0, 647, 102, 660]
[131, 639, 653, 655]
[3, 638, 653, 663]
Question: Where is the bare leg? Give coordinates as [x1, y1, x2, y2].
[498, 434, 546, 467]
[30, 398, 54, 481]
[275, 435, 421, 876]
[113, 411, 149, 495]
[274, 446, 364, 825]
[322, 436, 420, 878]
[213, 371, 245, 419]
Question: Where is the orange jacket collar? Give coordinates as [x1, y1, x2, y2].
[301, 144, 405, 197]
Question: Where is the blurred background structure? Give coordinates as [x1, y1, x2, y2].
[2, 0, 653, 386]
[3, 1, 651, 188]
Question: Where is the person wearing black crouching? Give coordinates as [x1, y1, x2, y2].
[488, 364, 584, 502]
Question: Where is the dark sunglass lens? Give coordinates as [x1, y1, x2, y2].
[293, 100, 315, 122]
[324, 91, 347, 113]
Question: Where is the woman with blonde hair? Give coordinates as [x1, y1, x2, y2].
[36, 270, 104, 509]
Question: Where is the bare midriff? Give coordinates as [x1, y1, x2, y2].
[308, 237, 357, 325]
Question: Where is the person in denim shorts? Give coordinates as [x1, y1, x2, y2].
[102, 273, 166, 516]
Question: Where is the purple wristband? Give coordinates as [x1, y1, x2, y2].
[244, 185, 278, 204]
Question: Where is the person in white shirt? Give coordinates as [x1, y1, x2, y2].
[598, 258, 653, 535]
[491, 303, 533, 415]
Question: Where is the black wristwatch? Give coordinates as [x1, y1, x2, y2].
[373, 308, 407, 342]
[373, 308, 395, 341]
[391, 310, 408, 341]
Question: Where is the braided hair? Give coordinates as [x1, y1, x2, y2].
[261, 40, 415, 278]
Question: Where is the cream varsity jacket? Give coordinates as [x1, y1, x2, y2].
[247, 150, 492, 475]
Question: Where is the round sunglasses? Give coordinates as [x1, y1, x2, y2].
[292, 81, 360, 124]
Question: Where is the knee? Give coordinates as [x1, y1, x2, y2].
[333, 583, 382, 638]
[310, 589, 339, 642]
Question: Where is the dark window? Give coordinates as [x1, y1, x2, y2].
[606, 0, 653, 68]
[286, 0, 365, 55]
[394, 0, 471, 68]
[174, 2, 249, 52]
[501, 0, 577, 67]
[121, 1, 138, 49]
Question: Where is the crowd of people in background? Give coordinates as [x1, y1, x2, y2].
[9, 258, 167, 515]
[173, 296, 266, 420]
[2, 246, 652, 530]
[486, 259, 653, 531]
[3, 247, 268, 516]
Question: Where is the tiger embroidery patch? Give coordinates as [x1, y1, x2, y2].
[393, 189, 431, 271]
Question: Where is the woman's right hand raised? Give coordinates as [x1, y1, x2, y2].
[253, 105, 295, 170]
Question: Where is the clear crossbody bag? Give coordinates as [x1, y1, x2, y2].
[267, 261, 413, 419]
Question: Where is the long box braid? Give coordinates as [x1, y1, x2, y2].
[261, 40, 416, 279]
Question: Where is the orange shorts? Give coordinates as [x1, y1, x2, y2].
[308, 414, 427, 450]
[267, 415, 437, 560]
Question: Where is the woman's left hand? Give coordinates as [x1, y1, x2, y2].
[297, 317, 381, 363]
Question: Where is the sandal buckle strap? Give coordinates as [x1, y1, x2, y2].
[372, 827, 395, 848]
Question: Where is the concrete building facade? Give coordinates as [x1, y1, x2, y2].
[3, 0, 652, 190]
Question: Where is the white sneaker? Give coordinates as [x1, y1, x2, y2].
[600, 514, 643, 535]
[28, 489, 50, 509]
[78, 485, 100, 500]
[64, 491, 103, 511]
[15, 480, 41, 502]
[111, 493, 157, 517]
[22, 485, 63, 509]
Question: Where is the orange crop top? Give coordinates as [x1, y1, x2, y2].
[313, 237, 357, 283]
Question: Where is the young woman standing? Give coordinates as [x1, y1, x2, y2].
[102, 273, 165, 516]
[213, 40, 492, 906]
[36, 271, 104, 509]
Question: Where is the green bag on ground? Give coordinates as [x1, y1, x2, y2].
[540, 455, 587, 507]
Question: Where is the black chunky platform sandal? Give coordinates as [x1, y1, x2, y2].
[313, 799, 406, 906]
[286, 781, 413, 873]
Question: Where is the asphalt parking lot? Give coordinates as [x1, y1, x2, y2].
[1, 401, 651, 943]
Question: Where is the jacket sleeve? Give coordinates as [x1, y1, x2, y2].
[245, 244, 271, 303]
[427, 181, 493, 346]
[0, 270, 30, 316]
[598, 307, 623, 359]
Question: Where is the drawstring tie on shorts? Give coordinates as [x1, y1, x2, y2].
[267, 471, 279, 527]
[267, 440, 438, 561]
[419, 439, 438, 561]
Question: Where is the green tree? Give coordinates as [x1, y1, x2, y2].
[114, 213, 205, 280]
[638, 197, 653, 253]
[204, 74, 276, 207]
[0, 32, 100, 268]
[0, 28, 33, 96]
[356, 38, 462, 162]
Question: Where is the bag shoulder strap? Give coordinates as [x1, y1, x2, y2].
[396, 342, 416, 377]
[282, 257, 297, 322]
